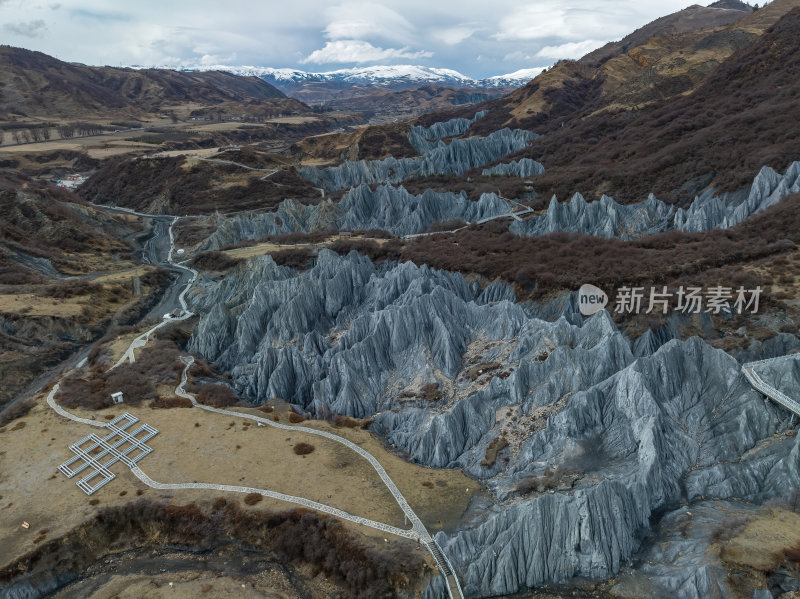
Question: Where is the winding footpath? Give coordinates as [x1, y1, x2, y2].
[196, 157, 278, 180]
[45, 214, 464, 598]
[112, 217, 198, 369]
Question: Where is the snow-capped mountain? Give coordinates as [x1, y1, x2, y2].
[173, 64, 541, 89]
[482, 67, 547, 88]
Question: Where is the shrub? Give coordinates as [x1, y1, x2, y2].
[288, 412, 305, 423]
[196, 383, 238, 408]
[420, 383, 442, 401]
[193, 251, 241, 272]
[150, 396, 192, 409]
[270, 248, 315, 269]
[243, 493, 263, 506]
[0, 398, 34, 428]
[293, 442, 315, 455]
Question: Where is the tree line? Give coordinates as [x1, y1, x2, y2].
[0, 122, 108, 145]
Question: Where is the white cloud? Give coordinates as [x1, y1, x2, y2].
[535, 39, 605, 60]
[198, 52, 238, 66]
[301, 39, 432, 64]
[323, 2, 414, 44]
[0, 0, 721, 77]
[4, 19, 47, 37]
[435, 25, 477, 45]
[494, 1, 648, 42]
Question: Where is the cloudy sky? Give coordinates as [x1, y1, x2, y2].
[1, 0, 717, 77]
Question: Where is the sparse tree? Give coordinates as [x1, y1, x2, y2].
[0, 129, 4, 145]
[58, 124, 75, 139]
[41, 127, 51, 141]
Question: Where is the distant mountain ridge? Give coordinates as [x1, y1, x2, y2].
[163, 64, 546, 91]
[147, 64, 545, 110]
[0, 45, 288, 120]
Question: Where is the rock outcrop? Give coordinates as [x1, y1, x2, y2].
[481, 158, 545, 177]
[300, 127, 538, 192]
[407, 110, 488, 154]
[203, 159, 800, 252]
[199, 185, 513, 249]
[188, 250, 800, 598]
[510, 162, 800, 239]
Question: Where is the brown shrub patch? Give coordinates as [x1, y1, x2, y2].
[193, 251, 242, 272]
[150, 396, 193, 409]
[195, 383, 238, 408]
[0, 398, 34, 428]
[0, 499, 427, 598]
[293, 442, 315, 456]
[243, 493, 263, 506]
[420, 383, 442, 402]
[481, 435, 509, 468]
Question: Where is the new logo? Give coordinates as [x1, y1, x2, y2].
[578, 284, 608, 316]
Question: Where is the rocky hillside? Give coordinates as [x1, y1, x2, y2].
[79, 149, 321, 215]
[516, 4, 800, 203]
[0, 45, 286, 119]
[318, 85, 510, 119]
[187, 248, 800, 599]
[166, 9, 800, 597]
[0, 179, 168, 407]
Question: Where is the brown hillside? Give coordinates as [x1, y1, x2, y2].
[516, 5, 800, 203]
[416, 0, 798, 135]
[0, 45, 286, 120]
[79, 151, 321, 214]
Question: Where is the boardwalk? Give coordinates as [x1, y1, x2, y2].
[742, 354, 800, 417]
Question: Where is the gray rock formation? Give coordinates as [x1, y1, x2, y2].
[675, 162, 800, 231]
[510, 192, 675, 239]
[481, 158, 545, 177]
[336, 185, 510, 234]
[750, 354, 800, 397]
[188, 250, 800, 598]
[408, 110, 488, 154]
[300, 127, 538, 192]
[510, 161, 800, 240]
[199, 185, 513, 250]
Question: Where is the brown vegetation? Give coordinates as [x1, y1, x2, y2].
[511, 8, 800, 203]
[57, 339, 184, 409]
[195, 383, 239, 408]
[0, 398, 34, 428]
[293, 442, 315, 456]
[150, 396, 193, 409]
[243, 493, 263, 506]
[0, 499, 427, 598]
[481, 436, 509, 468]
[270, 248, 316, 269]
[79, 156, 321, 215]
[0, 45, 285, 120]
[193, 250, 242, 272]
[331, 193, 800, 302]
